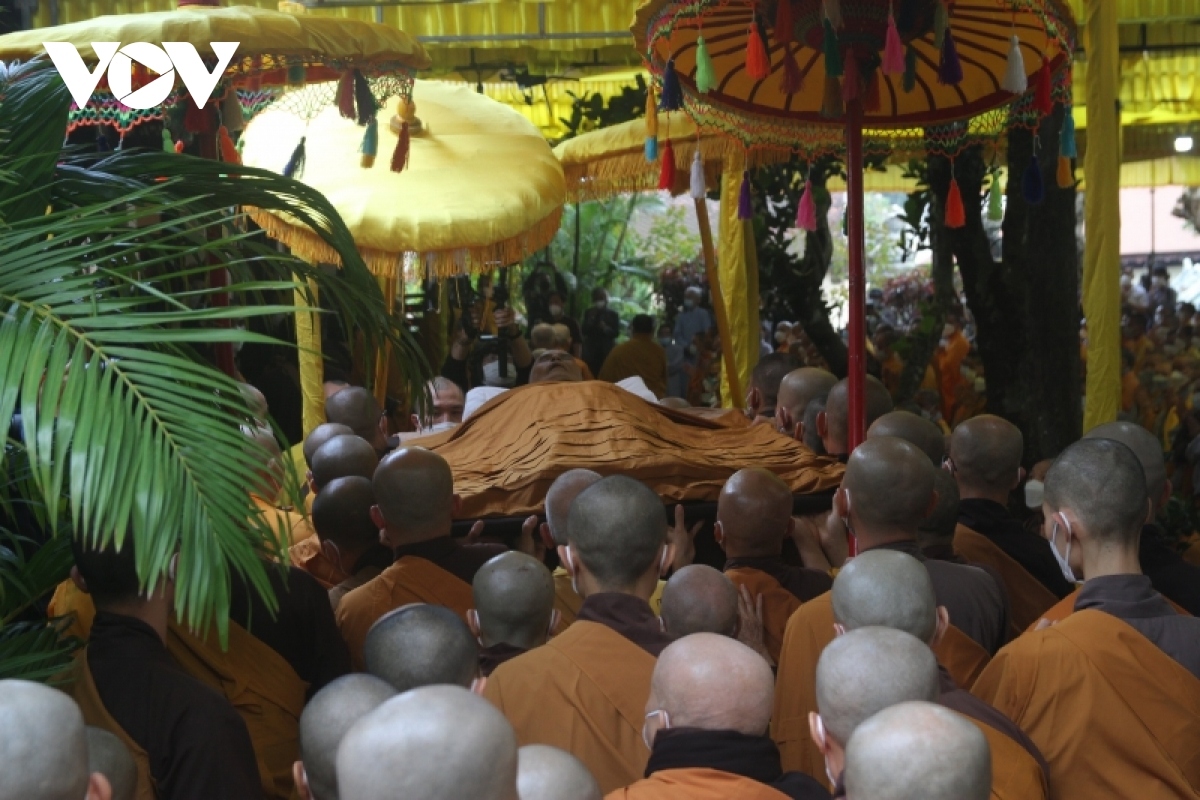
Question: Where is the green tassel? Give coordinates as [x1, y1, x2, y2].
[162, 128, 174, 152]
[933, 1, 948, 49]
[696, 35, 717, 94]
[987, 175, 1004, 220]
[287, 63, 306, 87]
[823, 19, 843, 78]
[903, 45, 917, 93]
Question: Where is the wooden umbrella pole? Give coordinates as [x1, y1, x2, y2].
[694, 196, 743, 407]
[845, 99, 867, 557]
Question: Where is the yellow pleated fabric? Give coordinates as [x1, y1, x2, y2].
[294, 280, 324, 437]
[1082, 0, 1121, 432]
[717, 154, 757, 410]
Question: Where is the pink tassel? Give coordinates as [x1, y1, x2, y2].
[779, 44, 803, 94]
[796, 179, 817, 231]
[883, 12, 905, 75]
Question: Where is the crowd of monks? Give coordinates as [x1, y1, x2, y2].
[2, 359, 1200, 800]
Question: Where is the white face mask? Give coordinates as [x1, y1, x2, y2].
[1049, 516, 1077, 583]
[419, 420, 458, 435]
[594, 300, 606, 309]
[564, 546, 580, 596]
[774, 330, 788, 342]
[482, 360, 516, 388]
[1024, 479, 1044, 509]
[642, 709, 669, 750]
[549, 304, 563, 317]
[942, 323, 955, 338]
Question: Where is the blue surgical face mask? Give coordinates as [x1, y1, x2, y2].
[683, 299, 696, 310]
[658, 336, 672, 347]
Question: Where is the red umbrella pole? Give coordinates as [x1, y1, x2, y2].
[845, 99, 866, 557]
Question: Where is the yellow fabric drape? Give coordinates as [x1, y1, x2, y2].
[374, 274, 398, 410]
[717, 154, 758, 410]
[294, 279, 324, 437]
[1083, 0, 1121, 432]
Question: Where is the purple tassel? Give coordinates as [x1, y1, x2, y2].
[1022, 155, 1044, 205]
[738, 171, 753, 220]
[938, 29, 963, 85]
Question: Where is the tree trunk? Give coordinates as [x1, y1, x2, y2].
[896, 185, 956, 404]
[796, 171, 849, 377]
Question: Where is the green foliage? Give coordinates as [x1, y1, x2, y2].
[1173, 187, 1200, 235]
[555, 75, 649, 145]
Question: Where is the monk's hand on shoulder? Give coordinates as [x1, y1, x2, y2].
[516, 514, 544, 562]
[821, 511, 851, 571]
[791, 513, 833, 572]
[670, 504, 702, 572]
[736, 586, 773, 666]
[465, 520, 485, 545]
[1033, 618, 1058, 631]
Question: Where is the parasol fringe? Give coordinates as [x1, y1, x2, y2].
[883, 12, 905, 75]
[696, 36, 717, 93]
[774, 0, 795, 46]
[1002, 35, 1028, 94]
[746, 22, 771, 81]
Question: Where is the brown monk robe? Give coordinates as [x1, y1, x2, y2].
[242, 425, 317, 548]
[949, 416, 1072, 632]
[716, 468, 832, 661]
[772, 438, 1006, 784]
[609, 634, 829, 800]
[336, 446, 505, 669]
[973, 439, 1200, 799]
[486, 476, 675, 794]
[469, 552, 558, 677]
[597, 314, 669, 398]
[294, 476, 392, 609]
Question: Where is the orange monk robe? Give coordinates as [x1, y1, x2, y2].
[724, 568, 801, 663]
[973, 610, 1200, 799]
[953, 524, 1059, 635]
[288, 536, 347, 590]
[771, 592, 990, 787]
[961, 714, 1049, 800]
[934, 330, 970, 419]
[551, 568, 665, 627]
[335, 557, 473, 670]
[1185, 540, 1200, 567]
[598, 336, 669, 399]
[251, 493, 316, 547]
[1026, 585, 1187, 630]
[605, 769, 792, 800]
[69, 656, 158, 800]
[485, 621, 656, 794]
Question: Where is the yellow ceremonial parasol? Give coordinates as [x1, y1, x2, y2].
[242, 80, 566, 428]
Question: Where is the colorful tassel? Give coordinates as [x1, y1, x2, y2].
[945, 177, 965, 228]
[690, 150, 706, 199]
[646, 85, 659, 134]
[184, 100, 210, 134]
[903, 45, 918, 93]
[1022, 155, 1044, 205]
[863, 69, 881, 112]
[883, 12, 905, 75]
[796, 179, 817, 231]
[780, 44, 803, 94]
[660, 59, 684, 111]
[897, 0, 917, 33]
[283, 136, 306, 179]
[286, 63, 306, 87]
[696, 36, 717, 93]
[1034, 60, 1052, 116]
[746, 22, 771, 81]
[222, 90, 244, 133]
[95, 133, 110, 152]
[933, 1, 948, 49]
[218, 125, 239, 165]
[337, 71, 356, 120]
[1056, 156, 1073, 188]
[821, 75, 844, 117]
[645, 135, 659, 162]
[842, 54, 860, 105]
[987, 176, 1004, 220]
[738, 171, 753, 220]
[658, 140, 676, 190]
[823, 19, 843, 77]
[823, 0, 843, 29]
[774, 0, 795, 46]
[173, 139, 185, 154]
[162, 128, 174, 153]
[1001, 35, 1027, 94]
[1060, 107, 1077, 158]
[938, 29, 963, 85]
[354, 70, 376, 126]
[360, 117, 378, 168]
[391, 121, 410, 172]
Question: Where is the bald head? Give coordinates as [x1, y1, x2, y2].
[311, 435, 378, 491]
[949, 415, 1024, 495]
[844, 702, 991, 800]
[750, 352, 802, 411]
[516, 746, 601, 800]
[815, 628, 939, 746]
[86, 728, 136, 800]
[1085, 421, 1168, 512]
[337, 686, 518, 800]
[716, 468, 793, 556]
[919, 470, 960, 547]
[1044, 438, 1148, 545]
[868, 411, 945, 465]
[832, 551, 938, 643]
[372, 447, 454, 542]
[303, 423, 355, 468]
[473, 552, 556, 651]
[0, 679, 90, 800]
[239, 381, 269, 422]
[543, 469, 602, 546]
[567, 476, 667, 592]
[312, 476, 379, 552]
[660, 565, 739, 638]
[298, 674, 395, 800]
[777, 368, 838, 434]
[363, 604, 479, 692]
[325, 387, 385, 450]
[822, 376, 894, 454]
[649, 634, 775, 737]
[842, 437, 935, 538]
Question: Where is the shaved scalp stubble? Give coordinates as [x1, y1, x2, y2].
[303, 423, 355, 468]
[0, 679, 90, 800]
[1044, 438, 1149, 544]
[372, 447, 454, 535]
[516, 746, 602, 800]
[298, 674, 395, 800]
[751, 352, 803, 408]
[777, 368, 838, 431]
[831, 551, 938, 643]
[660, 565, 739, 638]
[868, 410, 946, 465]
[651, 633, 776, 736]
[86, 727, 137, 800]
[717, 467, 793, 555]
[567, 475, 666, 590]
[825, 376, 894, 451]
[473, 552, 556, 650]
[543, 469, 602, 545]
[325, 387, 382, 442]
[950, 415, 1024, 492]
[843, 437, 936, 532]
[311, 435, 379, 490]
[1085, 421, 1168, 510]
[363, 604, 479, 693]
[312, 476, 379, 551]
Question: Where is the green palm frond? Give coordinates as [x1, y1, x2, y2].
[0, 621, 80, 684]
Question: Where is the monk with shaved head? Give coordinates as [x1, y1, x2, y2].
[310, 435, 377, 492]
[336, 446, 505, 668]
[86, 728, 136, 800]
[364, 604, 481, 693]
[517, 746, 601, 800]
[241, 424, 317, 547]
[844, 702, 992, 800]
[775, 368, 838, 438]
[717, 468, 832, 661]
[659, 565, 738, 638]
[832, 552, 1049, 799]
[0, 680, 111, 800]
[974, 438, 1200, 800]
[293, 674, 395, 800]
[951, 415, 1072, 630]
[612, 633, 828, 799]
[773, 437, 1008, 785]
[325, 386, 390, 455]
[470, 552, 558, 675]
[1085, 421, 1200, 615]
[302, 477, 393, 608]
[337, 685, 519, 800]
[303, 423, 355, 473]
[867, 410, 945, 465]
[817, 376, 894, 458]
[486, 475, 675, 793]
[540, 469, 602, 625]
[745, 352, 802, 422]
